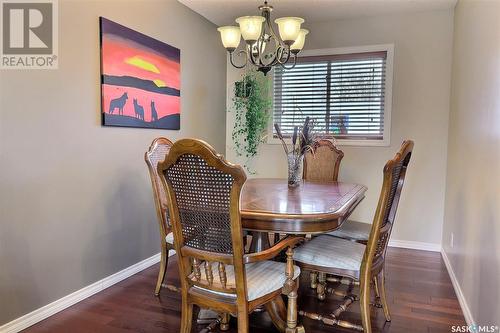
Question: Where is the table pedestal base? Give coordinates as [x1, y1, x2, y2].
[249, 231, 271, 253]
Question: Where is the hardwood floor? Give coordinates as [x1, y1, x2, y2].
[23, 248, 465, 333]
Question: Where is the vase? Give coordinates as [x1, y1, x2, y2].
[287, 153, 304, 188]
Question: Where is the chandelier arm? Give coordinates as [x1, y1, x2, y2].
[262, 8, 285, 49]
[255, 5, 286, 68]
[247, 46, 259, 67]
[229, 50, 248, 69]
[247, 44, 261, 67]
[257, 37, 267, 66]
[280, 52, 298, 70]
[276, 45, 292, 65]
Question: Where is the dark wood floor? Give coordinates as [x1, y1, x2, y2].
[24, 248, 465, 333]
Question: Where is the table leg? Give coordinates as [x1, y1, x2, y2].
[249, 231, 271, 252]
[317, 272, 327, 301]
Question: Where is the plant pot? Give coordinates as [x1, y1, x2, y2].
[287, 153, 304, 188]
[235, 80, 253, 98]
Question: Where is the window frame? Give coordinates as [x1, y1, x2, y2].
[268, 44, 394, 147]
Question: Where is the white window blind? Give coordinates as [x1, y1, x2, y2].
[273, 51, 388, 141]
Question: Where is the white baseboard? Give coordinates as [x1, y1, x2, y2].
[389, 239, 441, 252]
[441, 249, 475, 326]
[0, 252, 163, 333]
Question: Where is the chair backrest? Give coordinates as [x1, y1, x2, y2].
[303, 139, 344, 182]
[145, 137, 174, 240]
[362, 140, 414, 274]
[158, 139, 248, 300]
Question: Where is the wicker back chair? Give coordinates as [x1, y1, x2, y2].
[145, 137, 174, 296]
[293, 140, 414, 333]
[159, 139, 304, 333]
[303, 139, 344, 182]
[363, 140, 413, 277]
[302, 139, 344, 288]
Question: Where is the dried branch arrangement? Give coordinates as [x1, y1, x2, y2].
[274, 116, 318, 158]
[274, 117, 318, 187]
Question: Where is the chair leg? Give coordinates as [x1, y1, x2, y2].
[180, 298, 193, 333]
[154, 245, 169, 296]
[265, 296, 287, 332]
[236, 311, 249, 333]
[310, 271, 318, 289]
[286, 289, 299, 333]
[360, 277, 372, 333]
[372, 276, 382, 308]
[378, 269, 391, 322]
[316, 272, 326, 301]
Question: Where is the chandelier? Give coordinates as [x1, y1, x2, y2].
[217, 1, 308, 75]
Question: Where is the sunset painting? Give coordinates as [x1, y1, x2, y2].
[100, 17, 180, 129]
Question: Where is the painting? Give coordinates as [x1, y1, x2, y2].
[100, 17, 180, 129]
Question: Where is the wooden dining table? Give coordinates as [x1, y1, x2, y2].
[240, 178, 368, 252]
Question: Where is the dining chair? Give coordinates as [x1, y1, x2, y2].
[158, 138, 304, 333]
[302, 139, 344, 290]
[303, 139, 344, 182]
[145, 137, 174, 296]
[292, 140, 414, 332]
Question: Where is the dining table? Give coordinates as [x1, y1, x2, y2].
[240, 178, 368, 251]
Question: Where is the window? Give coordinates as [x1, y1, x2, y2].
[272, 45, 393, 146]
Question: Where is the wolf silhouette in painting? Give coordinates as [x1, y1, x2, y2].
[133, 98, 145, 121]
[108, 92, 128, 115]
[150, 101, 158, 122]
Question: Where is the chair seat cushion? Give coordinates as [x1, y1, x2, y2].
[165, 232, 174, 245]
[293, 235, 365, 280]
[327, 220, 370, 242]
[191, 260, 300, 301]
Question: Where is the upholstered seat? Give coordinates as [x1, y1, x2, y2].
[191, 261, 300, 301]
[293, 235, 365, 280]
[165, 232, 174, 245]
[327, 220, 371, 243]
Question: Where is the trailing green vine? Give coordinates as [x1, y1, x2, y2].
[231, 70, 272, 166]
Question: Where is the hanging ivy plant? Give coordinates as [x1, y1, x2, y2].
[231, 70, 272, 161]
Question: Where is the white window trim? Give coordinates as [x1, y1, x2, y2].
[268, 44, 394, 147]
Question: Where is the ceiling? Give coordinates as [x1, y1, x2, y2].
[178, 0, 457, 26]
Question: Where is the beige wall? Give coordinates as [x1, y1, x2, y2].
[442, 0, 500, 324]
[226, 10, 454, 246]
[0, 0, 226, 325]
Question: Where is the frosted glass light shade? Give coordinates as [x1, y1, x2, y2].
[235, 16, 265, 43]
[290, 29, 309, 53]
[274, 17, 304, 44]
[217, 26, 241, 51]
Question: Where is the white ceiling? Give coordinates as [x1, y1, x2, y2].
[178, 0, 457, 26]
